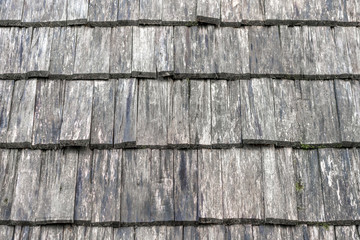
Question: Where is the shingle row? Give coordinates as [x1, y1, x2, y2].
[0, 26, 359, 80]
[1, 147, 360, 225]
[0, 0, 359, 26]
[1, 79, 359, 149]
[1, 224, 360, 239]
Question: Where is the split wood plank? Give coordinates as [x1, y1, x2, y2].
[226, 225, 253, 239]
[220, 0, 264, 26]
[117, 0, 139, 24]
[0, 0, 24, 26]
[114, 227, 135, 239]
[88, 0, 118, 25]
[196, 0, 220, 25]
[162, 0, 196, 24]
[22, 0, 66, 26]
[155, 26, 174, 76]
[89, 227, 113, 240]
[139, 0, 162, 24]
[60, 81, 93, 146]
[67, 0, 88, 25]
[0, 80, 14, 146]
[110, 27, 133, 78]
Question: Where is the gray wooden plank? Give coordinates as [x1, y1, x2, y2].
[67, 0, 88, 25]
[198, 149, 223, 222]
[49, 27, 77, 78]
[222, 147, 264, 222]
[10, 149, 42, 223]
[136, 226, 182, 240]
[0, 149, 18, 223]
[88, 0, 118, 25]
[0, 28, 11, 77]
[65, 226, 91, 239]
[265, 0, 293, 23]
[305, 225, 335, 240]
[183, 226, 199, 239]
[40, 226, 63, 240]
[338, 27, 360, 76]
[189, 80, 211, 146]
[168, 80, 190, 147]
[6, 80, 37, 148]
[252, 225, 294, 240]
[60, 81, 93, 146]
[0, 0, 24, 25]
[335, 226, 360, 240]
[0, 225, 14, 239]
[22, 0, 66, 26]
[214, 27, 249, 78]
[293, 149, 325, 222]
[90, 227, 113, 240]
[334, 80, 360, 145]
[121, 149, 151, 223]
[345, 0, 359, 23]
[297, 80, 341, 146]
[226, 225, 253, 239]
[240, 79, 277, 144]
[114, 79, 137, 148]
[13, 226, 41, 240]
[174, 150, 198, 222]
[117, 0, 139, 24]
[162, 0, 196, 24]
[154, 26, 174, 77]
[198, 226, 226, 239]
[318, 148, 360, 223]
[211, 80, 241, 146]
[27, 27, 53, 78]
[35, 149, 78, 223]
[196, 0, 220, 25]
[139, 0, 162, 24]
[92, 149, 121, 224]
[91, 80, 115, 148]
[0, 80, 14, 146]
[150, 149, 174, 222]
[220, 0, 264, 26]
[137, 80, 169, 147]
[74, 27, 110, 79]
[74, 148, 93, 223]
[114, 227, 135, 239]
[263, 147, 298, 224]
[32, 80, 65, 148]
[291, 0, 321, 23]
[110, 27, 132, 78]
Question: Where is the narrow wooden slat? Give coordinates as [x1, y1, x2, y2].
[196, 0, 220, 25]
[338, 27, 360, 76]
[0, 226, 14, 239]
[0, 0, 24, 25]
[110, 27, 132, 78]
[114, 227, 135, 239]
[265, 0, 293, 23]
[135, 226, 182, 240]
[252, 225, 294, 239]
[139, 0, 162, 24]
[88, 0, 118, 25]
[220, 0, 264, 26]
[305, 225, 335, 240]
[22, 0, 66, 26]
[90, 227, 113, 240]
[227, 225, 253, 239]
[118, 0, 139, 24]
[0, 28, 11, 77]
[162, 0, 196, 24]
[155, 27, 174, 76]
[39, 226, 63, 240]
[67, 0, 88, 25]
[335, 226, 360, 240]
[0, 81, 14, 145]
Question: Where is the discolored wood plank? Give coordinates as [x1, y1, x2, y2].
[227, 225, 253, 239]
[139, 0, 162, 24]
[0, 225, 14, 239]
[32, 80, 65, 148]
[10, 150, 42, 223]
[6, 80, 37, 148]
[60, 81, 93, 146]
[67, 0, 88, 25]
[196, 0, 220, 25]
[335, 226, 360, 240]
[91, 80, 115, 148]
[114, 227, 135, 239]
[220, 0, 264, 26]
[162, 0, 196, 24]
[22, 0, 66, 26]
[189, 80, 211, 146]
[114, 79, 137, 148]
[110, 27, 132, 78]
[117, 0, 139, 24]
[0, 0, 24, 26]
[168, 80, 190, 147]
[88, 0, 118, 25]
[40, 226, 63, 240]
[137, 80, 169, 147]
[0, 80, 14, 145]
[92, 150, 121, 224]
[174, 150, 198, 222]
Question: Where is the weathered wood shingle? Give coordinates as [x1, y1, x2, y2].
[88, 0, 118, 26]
[0, 80, 14, 146]
[196, 0, 220, 25]
[110, 27, 133, 78]
[0, 0, 24, 26]
[162, 0, 196, 24]
[22, 0, 66, 26]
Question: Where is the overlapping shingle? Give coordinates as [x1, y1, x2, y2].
[88, 0, 118, 26]
[22, 0, 66, 26]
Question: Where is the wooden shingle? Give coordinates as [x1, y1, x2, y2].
[196, 0, 220, 25]
[220, 0, 264, 26]
[117, 0, 139, 24]
[114, 227, 135, 239]
[67, 0, 88, 25]
[139, 0, 162, 24]
[0, 0, 24, 26]
[335, 226, 360, 240]
[162, 0, 196, 24]
[40, 226, 64, 240]
[0, 81, 14, 146]
[22, 0, 66, 26]
[0, 226, 14, 239]
[226, 225, 253, 239]
[88, 0, 118, 26]
[110, 27, 133, 78]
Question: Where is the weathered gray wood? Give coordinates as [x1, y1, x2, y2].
[92, 150, 121, 224]
[265, 0, 293, 23]
[168, 80, 190, 147]
[220, 0, 264, 25]
[27, 27, 53, 77]
[91, 80, 115, 148]
[139, 0, 162, 24]
[40, 226, 63, 240]
[196, 0, 220, 24]
[67, 0, 88, 25]
[189, 80, 211, 146]
[74, 27, 110, 79]
[198, 226, 226, 239]
[88, 0, 118, 25]
[74, 148, 93, 223]
[226, 225, 253, 239]
[110, 27, 132, 78]
[155, 27, 174, 76]
[240, 79, 277, 144]
[32, 80, 65, 148]
[150, 149, 174, 222]
[117, 0, 139, 24]
[0, 80, 14, 145]
[297, 80, 341, 146]
[222, 147, 264, 222]
[335, 226, 360, 240]
[183, 227, 199, 239]
[90, 227, 113, 240]
[0, 226, 14, 239]
[318, 148, 360, 223]
[136, 226, 182, 240]
[49, 27, 77, 78]
[292, 149, 325, 222]
[215, 27, 249, 78]
[13, 226, 41, 240]
[162, 0, 196, 24]
[211, 80, 241, 146]
[35, 149, 78, 223]
[0, 149, 17, 222]
[0, 0, 24, 25]
[65, 226, 91, 239]
[252, 225, 294, 240]
[137, 80, 169, 147]
[10, 150, 42, 223]
[337, 27, 360, 76]
[6, 80, 37, 148]
[114, 79, 137, 148]
[114, 227, 135, 239]
[60, 81, 93, 146]
[263, 147, 298, 224]
[305, 225, 335, 240]
[22, 0, 66, 25]
[174, 150, 198, 222]
[0, 28, 11, 77]
[198, 149, 223, 222]
[334, 80, 360, 145]
[121, 149, 151, 223]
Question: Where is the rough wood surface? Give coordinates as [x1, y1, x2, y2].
[139, 0, 162, 24]
[137, 80, 169, 147]
[227, 225, 253, 239]
[265, 0, 293, 22]
[196, 0, 220, 25]
[252, 225, 295, 239]
[162, 0, 196, 24]
[91, 80, 115, 148]
[60, 81, 93, 146]
[0, 226, 14, 239]
[339, 27, 360, 76]
[0, 81, 14, 145]
[305, 225, 335, 240]
[155, 27, 174, 76]
[67, 0, 88, 25]
[220, 0, 264, 25]
[114, 227, 135, 239]
[39, 226, 63, 240]
[110, 27, 132, 78]
[0, 0, 24, 25]
[90, 227, 113, 240]
[335, 226, 360, 240]
[88, 0, 118, 25]
[22, 0, 66, 25]
[117, 0, 139, 24]
[135, 226, 182, 240]
[174, 150, 198, 222]
[189, 80, 211, 146]
[92, 150, 121, 224]
[6, 80, 36, 148]
[114, 79, 137, 148]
